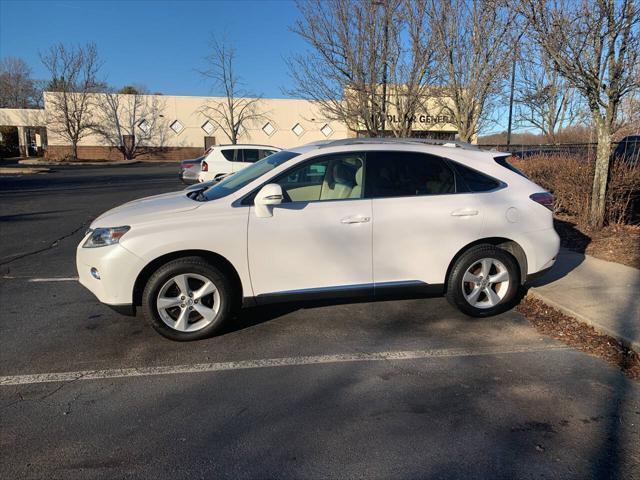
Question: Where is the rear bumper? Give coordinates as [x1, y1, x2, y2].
[519, 227, 561, 275]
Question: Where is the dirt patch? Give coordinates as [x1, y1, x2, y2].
[554, 215, 640, 269]
[517, 296, 640, 380]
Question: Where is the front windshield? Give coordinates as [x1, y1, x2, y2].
[202, 150, 300, 201]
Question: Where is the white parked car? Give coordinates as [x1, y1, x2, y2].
[77, 139, 560, 341]
[197, 144, 281, 183]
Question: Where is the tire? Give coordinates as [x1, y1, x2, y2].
[445, 245, 520, 317]
[142, 256, 234, 341]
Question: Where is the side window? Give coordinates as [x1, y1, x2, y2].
[364, 151, 455, 198]
[259, 149, 277, 159]
[273, 153, 365, 202]
[450, 162, 501, 192]
[243, 149, 260, 163]
[221, 149, 236, 161]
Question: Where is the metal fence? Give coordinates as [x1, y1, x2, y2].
[477, 142, 609, 158]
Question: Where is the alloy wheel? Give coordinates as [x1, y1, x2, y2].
[156, 273, 221, 332]
[461, 257, 510, 309]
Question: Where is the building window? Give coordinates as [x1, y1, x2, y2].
[320, 124, 333, 137]
[262, 122, 276, 136]
[138, 119, 150, 134]
[170, 120, 184, 134]
[292, 123, 305, 136]
[201, 121, 215, 134]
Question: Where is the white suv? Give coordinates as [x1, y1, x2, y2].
[77, 139, 560, 341]
[198, 144, 281, 183]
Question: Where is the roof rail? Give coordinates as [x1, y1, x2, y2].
[315, 137, 482, 151]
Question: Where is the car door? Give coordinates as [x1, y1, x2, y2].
[247, 152, 372, 298]
[367, 150, 488, 288]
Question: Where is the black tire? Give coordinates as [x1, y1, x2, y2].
[142, 256, 234, 341]
[445, 245, 520, 317]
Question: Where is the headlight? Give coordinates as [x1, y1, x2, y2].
[82, 226, 130, 248]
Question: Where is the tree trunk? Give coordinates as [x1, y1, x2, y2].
[71, 141, 78, 161]
[589, 120, 611, 228]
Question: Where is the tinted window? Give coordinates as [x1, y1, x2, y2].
[273, 153, 364, 202]
[364, 151, 455, 198]
[243, 149, 260, 163]
[259, 149, 278, 159]
[221, 149, 236, 161]
[451, 162, 501, 192]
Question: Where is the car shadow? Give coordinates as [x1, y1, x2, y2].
[222, 290, 466, 335]
[525, 218, 590, 287]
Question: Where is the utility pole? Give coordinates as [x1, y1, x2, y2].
[506, 48, 517, 146]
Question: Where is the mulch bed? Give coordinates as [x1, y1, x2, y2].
[554, 215, 640, 269]
[517, 296, 640, 380]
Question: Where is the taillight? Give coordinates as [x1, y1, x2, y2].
[183, 164, 193, 169]
[530, 192, 554, 211]
[201, 161, 208, 172]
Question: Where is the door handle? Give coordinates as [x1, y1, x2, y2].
[341, 215, 370, 224]
[450, 208, 479, 217]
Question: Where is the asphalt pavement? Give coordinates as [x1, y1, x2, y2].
[1, 164, 639, 479]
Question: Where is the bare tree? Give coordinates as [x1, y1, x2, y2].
[515, 40, 587, 144]
[199, 37, 264, 144]
[0, 57, 41, 108]
[522, 0, 639, 228]
[429, 0, 516, 142]
[386, 0, 439, 137]
[40, 43, 103, 160]
[288, 0, 387, 136]
[288, 0, 437, 137]
[93, 86, 167, 160]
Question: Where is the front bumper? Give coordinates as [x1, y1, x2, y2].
[76, 241, 145, 309]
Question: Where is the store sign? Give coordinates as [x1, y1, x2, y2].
[385, 113, 451, 124]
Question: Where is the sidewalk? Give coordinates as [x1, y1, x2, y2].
[528, 249, 640, 351]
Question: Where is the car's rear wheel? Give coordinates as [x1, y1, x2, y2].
[142, 257, 233, 341]
[446, 245, 520, 317]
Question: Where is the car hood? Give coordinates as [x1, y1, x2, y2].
[91, 190, 201, 227]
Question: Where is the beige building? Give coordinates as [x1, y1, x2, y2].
[0, 92, 459, 161]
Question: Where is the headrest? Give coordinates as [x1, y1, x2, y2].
[354, 166, 363, 185]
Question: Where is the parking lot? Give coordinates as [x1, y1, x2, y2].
[1, 164, 639, 479]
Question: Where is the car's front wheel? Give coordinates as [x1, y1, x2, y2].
[446, 245, 520, 317]
[142, 257, 233, 341]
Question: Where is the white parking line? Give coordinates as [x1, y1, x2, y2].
[28, 277, 78, 282]
[0, 344, 568, 386]
[1, 276, 78, 282]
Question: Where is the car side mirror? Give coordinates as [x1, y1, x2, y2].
[254, 183, 283, 218]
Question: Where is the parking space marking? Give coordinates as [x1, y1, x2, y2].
[28, 277, 79, 282]
[2, 276, 78, 282]
[0, 344, 568, 386]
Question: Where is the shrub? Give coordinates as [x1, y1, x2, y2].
[510, 154, 640, 226]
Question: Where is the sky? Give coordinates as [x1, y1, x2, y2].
[0, 0, 303, 98]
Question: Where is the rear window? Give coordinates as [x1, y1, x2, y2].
[221, 149, 236, 161]
[450, 162, 502, 192]
[494, 155, 527, 178]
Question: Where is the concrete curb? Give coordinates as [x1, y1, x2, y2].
[526, 290, 639, 352]
[18, 159, 140, 166]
